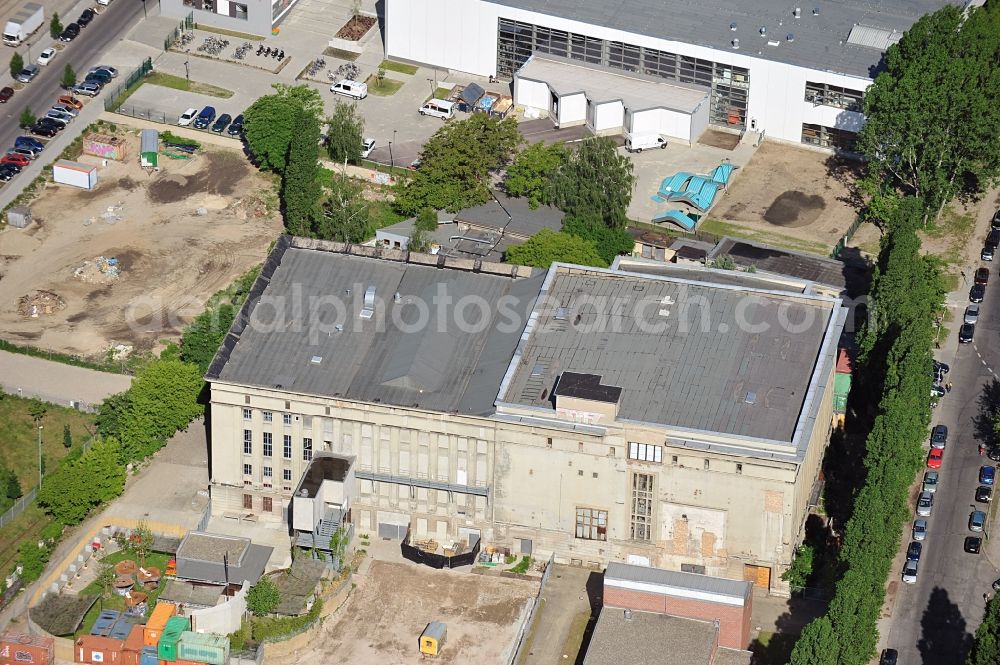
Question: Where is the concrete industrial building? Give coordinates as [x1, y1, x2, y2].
[161, 0, 299, 36]
[385, 0, 957, 149]
[206, 237, 846, 589]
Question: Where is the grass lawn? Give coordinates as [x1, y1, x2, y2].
[750, 630, 798, 665]
[364, 75, 404, 97]
[431, 86, 452, 101]
[146, 72, 234, 99]
[78, 550, 173, 636]
[323, 47, 359, 61]
[515, 597, 545, 665]
[559, 609, 592, 662]
[698, 218, 831, 256]
[379, 59, 418, 76]
[0, 394, 96, 492]
[921, 205, 976, 267]
[0, 504, 53, 579]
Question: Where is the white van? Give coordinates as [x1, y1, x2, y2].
[625, 133, 667, 153]
[331, 79, 368, 100]
[419, 99, 455, 120]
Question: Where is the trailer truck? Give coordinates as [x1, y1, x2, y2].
[3, 3, 44, 47]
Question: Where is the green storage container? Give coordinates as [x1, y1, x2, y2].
[157, 616, 190, 661]
[177, 631, 230, 665]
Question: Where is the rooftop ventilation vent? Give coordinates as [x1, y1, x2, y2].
[812, 8, 819, 15]
[624, 609, 633, 621]
[732, 38, 739, 49]
[794, 7, 801, 18]
[759, 26, 766, 36]
[360, 285, 376, 319]
[745, 391, 757, 405]
[334, 324, 344, 332]
[310, 356, 322, 365]
[730, 22, 737, 31]
[787, 33, 795, 41]
[393, 292, 401, 303]
[768, 39, 780, 46]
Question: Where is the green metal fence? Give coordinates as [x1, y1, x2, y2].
[164, 12, 196, 51]
[830, 213, 866, 259]
[103, 57, 154, 112]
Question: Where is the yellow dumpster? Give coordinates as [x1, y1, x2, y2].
[419, 621, 447, 657]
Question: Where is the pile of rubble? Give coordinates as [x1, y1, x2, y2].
[17, 290, 66, 317]
[74, 256, 122, 284]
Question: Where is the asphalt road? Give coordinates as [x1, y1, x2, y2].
[0, 0, 145, 155]
[884, 260, 1000, 662]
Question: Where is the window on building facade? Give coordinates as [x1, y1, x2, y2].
[263, 432, 273, 457]
[283, 413, 292, 426]
[704, 459, 711, 470]
[801, 124, 859, 152]
[283, 469, 292, 482]
[283, 435, 292, 459]
[630, 473, 654, 541]
[628, 442, 662, 462]
[576, 507, 608, 540]
[243, 408, 252, 421]
[804, 81, 864, 112]
[496, 18, 749, 128]
[263, 466, 272, 477]
[303, 437, 313, 461]
[243, 430, 252, 455]
[262, 497, 272, 512]
[263, 411, 273, 424]
[243, 494, 252, 509]
[243, 463, 252, 476]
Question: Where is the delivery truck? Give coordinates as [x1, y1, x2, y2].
[3, 3, 44, 47]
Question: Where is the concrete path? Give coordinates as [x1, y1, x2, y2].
[0, 349, 131, 409]
[521, 564, 596, 665]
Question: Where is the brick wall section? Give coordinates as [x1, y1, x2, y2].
[604, 587, 750, 649]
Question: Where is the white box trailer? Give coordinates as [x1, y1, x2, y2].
[53, 160, 98, 190]
[3, 3, 44, 47]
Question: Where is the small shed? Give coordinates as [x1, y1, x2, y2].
[52, 160, 98, 190]
[6, 205, 31, 228]
[419, 621, 447, 657]
[457, 82, 485, 112]
[83, 134, 127, 161]
[140, 129, 158, 169]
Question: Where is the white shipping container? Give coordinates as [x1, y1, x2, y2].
[53, 160, 98, 190]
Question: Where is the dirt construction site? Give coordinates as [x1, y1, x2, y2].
[275, 560, 538, 665]
[0, 131, 282, 358]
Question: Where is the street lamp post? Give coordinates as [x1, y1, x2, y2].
[37, 425, 43, 487]
[25, 41, 31, 65]
[389, 129, 397, 169]
[184, 60, 190, 82]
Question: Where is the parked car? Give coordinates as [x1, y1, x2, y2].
[930, 425, 948, 449]
[85, 70, 112, 85]
[57, 95, 83, 109]
[177, 108, 198, 127]
[993, 578, 1000, 592]
[0, 87, 13, 103]
[1, 153, 30, 167]
[210, 113, 232, 133]
[983, 245, 995, 261]
[932, 384, 946, 399]
[976, 485, 992, 503]
[934, 360, 950, 375]
[15, 136, 44, 152]
[361, 137, 376, 159]
[44, 110, 71, 126]
[330, 79, 368, 100]
[193, 106, 216, 129]
[50, 104, 79, 117]
[992, 209, 1000, 231]
[88, 65, 118, 78]
[922, 471, 939, 493]
[59, 23, 81, 42]
[981, 465, 996, 485]
[912, 519, 928, 541]
[965, 304, 980, 325]
[970, 510, 987, 532]
[927, 448, 944, 469]
[880, 649, 898, 665]
[970, 283, 986, 303]
[77, 8, 95, 27]
[966, 536, 983, 554]
[976, 267, 990, 285]
[36, 47, 56, 66]
[9, 147, 37, 160]
[0, 164, 19, 181]
[902, 560, 918, 584]
[227, 114, 244, 136]
[960, 323, 976, 344]
[16, 65, 39, 83]
[906, 541, 922, 562]
[72, 82, 102, 97]
[916, 491, 934, 516]
[30, 123, 58, 137]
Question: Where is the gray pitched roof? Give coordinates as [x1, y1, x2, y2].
[500, 266, 836, 441]
[583, 609, 719, 665]
[709, 237, 848, 290]
[605, 562, 751, 601]
[211, 240, 545, 416]
[175, 532, 272, 586]
[455, 192, 564, 239]
[490, 0, 958, 78]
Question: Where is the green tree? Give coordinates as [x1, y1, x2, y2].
[561, 216, 634, 265]
[314, 173, 370, 242]
[857, 3, 1000, 221]
[130, 521, 154, 567]
[504, 141, 568, 208]
[408, 227, 430, 253]
[325, 101, 365, 164]
[18, 107, 34, 129]
[17, 540, 50, 583]
[247, 576, 281, 616]
[781, 544, 814, 588]
[970, 594, 1000, 665]
[415, 207, 438, 232]
[49, 13, 63, 39]
[95, 560, 115, 606]
[789, 616, 839, 665]
[27, 399, 47, 426]
[96, 391, 132, 441]
[61, 64, 76, 89]
[243, 84, 324, 172]
[62, 423, 73, 449]
[37, 437, 126, 525]
[282, 109, 322, 236]
[395, 114, 522, 215]
[3, 467, 21, 501]
[181, 303, 236, 373]
[118, 359, 204, 463]
[9, 52, 22, 79]
[548, 137, 635, 230]
[506, 229, 606, 269]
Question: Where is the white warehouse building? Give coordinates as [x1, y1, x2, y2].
[385, 0, 956, 149]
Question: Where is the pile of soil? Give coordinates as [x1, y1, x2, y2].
[17, 290, 65, 317]
[335, 14, 376, 40]
[147, 153, 247, 204]
[74, 256, 122, 284]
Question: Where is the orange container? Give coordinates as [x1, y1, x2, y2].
[142, 602, 177, 647]
[1, 633, 55, 665]
[75, 636, 124, 664]
[121, 625, 144, 665]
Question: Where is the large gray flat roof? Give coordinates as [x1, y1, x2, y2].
[491, 0, 958, 78]
[499, 265, 836, 441]
[583, 609, 719, 665]
[211, 239, 545, 416]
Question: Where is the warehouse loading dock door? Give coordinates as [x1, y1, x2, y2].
[378, 523, 407, 540]
[744, 564, 771, 589]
